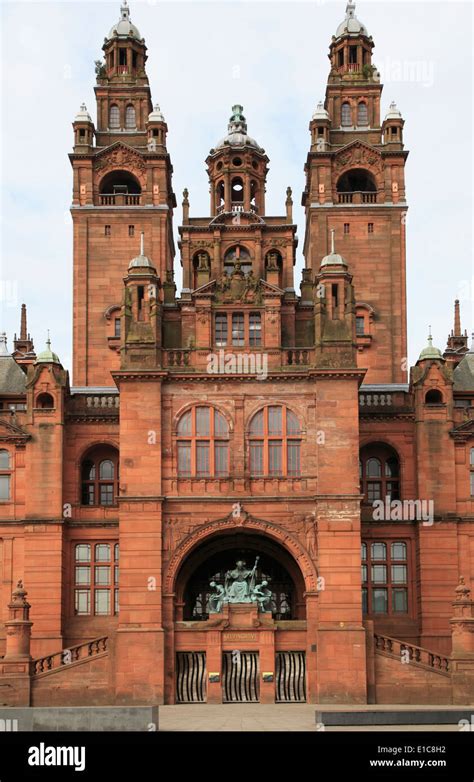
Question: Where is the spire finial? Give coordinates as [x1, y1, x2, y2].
[46, 329, 51, 350]
[331, 228, 336, 254]
[20, 304, 27, 340]
[140, 231, 145, 256]
[428, 326, 433, 347]
[454, 299, 461, 337]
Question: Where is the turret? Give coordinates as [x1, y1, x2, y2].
[206, 105, 269, 216]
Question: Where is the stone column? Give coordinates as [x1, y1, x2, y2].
[450, 576, 474, 704]
[0, 581, 33, 706]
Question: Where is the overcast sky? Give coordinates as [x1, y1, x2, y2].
[1, 0, 473, 378]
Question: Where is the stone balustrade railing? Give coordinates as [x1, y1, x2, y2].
[374, 633, 450, 675]
[33, 636, 108, 676]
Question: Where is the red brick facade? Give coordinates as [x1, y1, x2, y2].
[1, 1, 474, 707]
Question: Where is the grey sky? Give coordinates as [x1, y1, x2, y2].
[1, 0, 473, 378]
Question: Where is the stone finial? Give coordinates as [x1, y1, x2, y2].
[182, 188, 190, 223]
[286, 187, 293, 223]
[455, 575, 471, 601]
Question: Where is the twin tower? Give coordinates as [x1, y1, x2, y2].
[70, 1, 408, 389]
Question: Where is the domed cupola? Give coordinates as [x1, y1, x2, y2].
[335, 1, 369, 39]
[107, 1, 142, 41]
[206, 105, 269, 217]
[329, 2, 374, 77]
[213, 105, 264, 153]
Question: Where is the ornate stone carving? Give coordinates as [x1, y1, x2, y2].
[95, 144, 146, 175]
[334, 143, 382, 173]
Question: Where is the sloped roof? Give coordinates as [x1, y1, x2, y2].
[453, 353, 474, 392]
[0, 356, 27, 395]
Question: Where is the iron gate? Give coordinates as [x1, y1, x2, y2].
[176, 652, 207, 703]
[275, 651, 306, 702]
[222, 651, 259, 703]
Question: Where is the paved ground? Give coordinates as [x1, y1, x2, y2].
[158, 704, 466, 731]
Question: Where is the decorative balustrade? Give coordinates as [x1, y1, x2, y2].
[33, 636, 108, 676]
[216, 203, 258, 215]
[359, 393, 392, 407]
[338, 191, 377, 204]
[285, 349, 310, 366]
[68, 393, 119, 418]
[99, 194, 141, 206]
[374, 633, 450, 675]
[165, 350, 191, 368]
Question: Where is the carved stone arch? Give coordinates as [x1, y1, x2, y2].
[164, 514, 318, 594]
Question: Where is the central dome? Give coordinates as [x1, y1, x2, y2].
[108, 1, 142, 41]
[213, 105, 264, 153]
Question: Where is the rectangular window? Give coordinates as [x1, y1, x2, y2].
[232, 313, 244, 346]
[0, 475, 10, 501]
[196, 406, 210, 436]
[373, 588, 388, 613]
[344, 223, 350, 234]
[268, 406, 282, 435]
[371, 564, 387, 584]
[368, 222, 374, 233]
[391, 565, 407, 584]
[178, 442, 191, 477]
[215, 314, 228, 347]
[361, 565, 367, 583]
[250, 442, 263, 476]
[214, 442, 229, 477]
[356, 316, 365, 336]
[119, 48, 127, 66]
[268, 441, 282, 476]
[249, 313, 262, 347]
[287, 442, 301, 477]
[349, 45, 358, 64]
[129, 225, 135, 237]
[392, 588, 408, 612]
[196, 442, 210, 477]
[470, 472, 474, 497]
[362, 587, 368, 614]
[74, 543, 117, 616]
[105, 225, 111, 236]
[99, 484, 114, 506]
[367, 482, 381, 502]
[114, 318, 121, 338]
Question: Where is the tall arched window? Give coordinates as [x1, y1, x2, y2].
[109, 104, 120, 129]
[0, 449, 11, 501]
[177, 407, 229, 478]
[249, 406, 301, 477]
[357, 102, 368, 126]
[360, 444, 400, 503]
[223, 246, 252, 277]
[125, 104, 136, 130]
[81, 447, 119, 506]
[341, 102, 352, 126]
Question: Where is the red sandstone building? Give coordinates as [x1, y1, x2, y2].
[1, 1, 474, 707]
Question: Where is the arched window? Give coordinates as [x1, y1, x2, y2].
[231, 177, 244, 204]
[249, 406, 302, 477]
[109, 104, 120, 129]
[177, 407, 229, 478]
[337, 169, 376, 193]
[0, 449, 11, 501]
[360, 444, 400, 503]
[74, 542, 119, 616]
[341, 102, 352, 126]
[81, 447, 119, 506]
[36, 392, 54, 409]
[125, 104, 136, 130]
[357, 102, 368, 126]
[425, 389, 443, 405]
